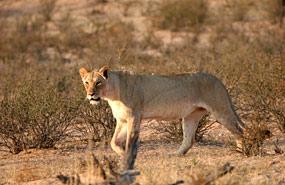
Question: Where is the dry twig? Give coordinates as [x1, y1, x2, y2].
[57, 154, 139, 185]
[170, 162, 234, 185]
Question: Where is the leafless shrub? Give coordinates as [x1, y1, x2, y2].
[76, 101, 116, 143]
[154, 114, 215, 143]
[241, 53, 284, 133]
[154, 120, 183, 142]
[196, 114, 217, 142]
[241, 120, 272, 156]
[0, 74, 79, 154]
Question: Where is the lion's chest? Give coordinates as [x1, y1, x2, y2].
[107, 100, 129, 120]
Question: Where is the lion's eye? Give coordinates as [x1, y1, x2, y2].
[85, 81, 89, 86]
[95, 81, 101, 87]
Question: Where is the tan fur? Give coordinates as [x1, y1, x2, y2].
[79, 66, 245, 156]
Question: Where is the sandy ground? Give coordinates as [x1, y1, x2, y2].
[0, 123, 284, 185]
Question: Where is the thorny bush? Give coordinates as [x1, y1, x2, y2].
[0, 74, 79, 154]
[76, 100, 116, 143]
[154, 113, 215, 143]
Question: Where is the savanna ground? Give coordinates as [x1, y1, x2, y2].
[0, 0, 284, 184]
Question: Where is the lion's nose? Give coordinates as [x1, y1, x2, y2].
[89, 93, 95, 97]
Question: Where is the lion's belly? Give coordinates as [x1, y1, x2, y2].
[141, 83, 196, 120]
[142, 100, 195, 121]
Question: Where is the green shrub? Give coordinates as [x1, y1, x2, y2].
[0, 74, 79, 154]
[157, 0, 208, 31]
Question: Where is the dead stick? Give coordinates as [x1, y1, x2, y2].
[204, 162, 234, 183]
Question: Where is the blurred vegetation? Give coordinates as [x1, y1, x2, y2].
[0, 0, 284, 155]
[39, 0, 57, 22]
[262, 0, 284, 23]
[156, 0, 208, 31]
[226, 0, 252, 21]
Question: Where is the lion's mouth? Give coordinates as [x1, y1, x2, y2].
[90, 97, 101, 102]
[89, 97, 101, 105]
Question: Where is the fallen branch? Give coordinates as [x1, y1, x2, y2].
[191, 162, 234, 185]
[170, 162, 234, 185]
[204, 162, 234, 183]
[57, 154, 140, 185]
[274, 139, 284, 154]
[58, 127, 140, 184]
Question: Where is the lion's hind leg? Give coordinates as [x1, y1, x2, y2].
[176, 108, 207, 156]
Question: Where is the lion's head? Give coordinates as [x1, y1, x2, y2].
[79, 66, 110, 105]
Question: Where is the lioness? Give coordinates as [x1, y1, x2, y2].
[79, 66, 244, 156]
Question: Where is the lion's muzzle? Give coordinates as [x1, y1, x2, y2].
[91, 97, 101, 102]
[89, 97, 101, 105]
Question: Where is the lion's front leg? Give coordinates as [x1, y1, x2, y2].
[110, 119, 127, 156]
[120, 113, 141, 171]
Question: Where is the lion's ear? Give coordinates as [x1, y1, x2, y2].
[98, 66, 110, 79]
[79, 68, 88, 78]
